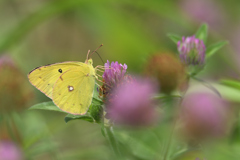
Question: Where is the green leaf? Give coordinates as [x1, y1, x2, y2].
[167, 33, 182, 44]
[153, 94, 181, 100]
[93, 84, 103, 102]
[188, 65, 205, 77]
[206, 41, 228, 58]
[103, 126, 121, 157]
[192, 76, 221, 97]
[88, 103, 103, 123]
[220, 79, 240, 91]
[115, 130, 161, 159]
[64, 114, 94, 123]
[212, 83, 240, 103]
[88, 85, 103, 123]
[29, 101, 66, 113]
[195, 23, 208, 43]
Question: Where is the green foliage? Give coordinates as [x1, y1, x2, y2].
[195, 23, 208, 43]
[115, 130, 162, 159]
[1, 0, 239, 159]
[213, 82, 240, 103]
[64, 114, 94, 123]
[168, 24, 209, 46]
[220, 79, 240, 91]
[206, 41, 228, 58]
[88, 103, 103, 123]
[0, 0, 88, 52]
[29, 101, 65, 113]
[167, 33, 182, 44]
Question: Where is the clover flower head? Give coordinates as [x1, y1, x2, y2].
[102, 60, 127, 87]
[0, 141, 23, 160]
[177, 35, 206, 66]
[0, 55, 15, 68]
[107, 78, 159, 127]
[179, 92, 231, 140]
[0, 55, 34, 112]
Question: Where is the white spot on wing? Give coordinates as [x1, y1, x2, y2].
[68, 85, 74, 92]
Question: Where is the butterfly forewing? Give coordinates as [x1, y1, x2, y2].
[28, 62, 84, 98]
[52, 67, 95, 115]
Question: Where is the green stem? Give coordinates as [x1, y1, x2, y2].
[104, 125, 121, 158]
[163, 119, 177, 160]
[3, 113, 17, 142]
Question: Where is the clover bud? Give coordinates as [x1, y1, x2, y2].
[144, 53, 186, 94]
[177, 36, 205, 66]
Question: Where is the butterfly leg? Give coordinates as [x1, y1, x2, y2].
[95, 65, 112, 70]
[95, 69, 105, 73]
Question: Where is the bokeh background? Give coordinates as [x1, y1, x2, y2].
[1, 0, 240, 159]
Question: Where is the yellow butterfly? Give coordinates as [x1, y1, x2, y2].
[28, 45, 103, 115]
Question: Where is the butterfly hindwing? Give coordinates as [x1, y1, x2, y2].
[52, 67, 95, 115]
[28, 62, 84, 98]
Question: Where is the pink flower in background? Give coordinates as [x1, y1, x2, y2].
[180, 0, 226, 30]
[179, 92, 231, 140]
[107, 78, 159, 127]
[177, 36, 205, 66]
[0, 55, 34, 112]
[229, 26, 240, 72]
[0, 141, 23, 160]
[0, 55, 15, 67]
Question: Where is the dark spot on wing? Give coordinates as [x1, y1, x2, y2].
[58, 69, 62, 73]
[29, 66, 42, 74]
[28, 63, 55, 74]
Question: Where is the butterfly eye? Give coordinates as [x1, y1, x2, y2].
[58, 69, 62, 73]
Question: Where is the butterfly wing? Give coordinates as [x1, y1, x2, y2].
[28, 62, 84, 98]
[52, 67, 95, 115]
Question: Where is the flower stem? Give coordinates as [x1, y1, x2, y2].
[104, 125, 121, 158]
[163, 120, 177, 160]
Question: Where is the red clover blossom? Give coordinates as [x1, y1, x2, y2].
[179, 92, 231, 141]
[0, 140, 23, 160]
[107, 78, 159, 127]
[177, 35, 206, 66]
[102, 60, 159, 127]
[102, 60, 127, 87]
[101, 60, 128, 98]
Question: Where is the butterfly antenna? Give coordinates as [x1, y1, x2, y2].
[89, 44, 103, 59]
[86, 50, 91, 61]
[95, 51, 105, 65]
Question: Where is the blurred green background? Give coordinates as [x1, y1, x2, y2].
[1, 0, 240, 159]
